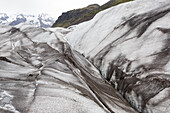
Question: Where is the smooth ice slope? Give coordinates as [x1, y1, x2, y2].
[65, 0, 170, 112]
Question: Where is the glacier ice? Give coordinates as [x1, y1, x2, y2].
[0, 24, 136, 113]
[65, 0, 170, 112]
[0, 0, 170, 112]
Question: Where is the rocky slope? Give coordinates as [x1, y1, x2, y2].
[0, 13, 55, 28]
[65, 0, 170, 112]
[52, 0, 133, 28]
[52, 4, 100, 28]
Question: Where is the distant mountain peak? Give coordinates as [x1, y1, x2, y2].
[0, 13, 55, 28]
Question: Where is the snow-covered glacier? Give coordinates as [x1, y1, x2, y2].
[0, 0, 170, 113]
[65, 0, 170, 112]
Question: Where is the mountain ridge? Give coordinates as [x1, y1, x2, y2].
[0, 13, 55, 28]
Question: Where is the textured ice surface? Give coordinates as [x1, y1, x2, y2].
[1, 0, 170, 112]
[0, 24, 136, 113]
[65, 0, 170, 112]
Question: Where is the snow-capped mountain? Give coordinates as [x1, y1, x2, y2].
[0, 13, 55, 28]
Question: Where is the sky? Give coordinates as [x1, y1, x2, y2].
[0, 0, 107, 19]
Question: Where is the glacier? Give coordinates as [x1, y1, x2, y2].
[65, 0, 170, 112]
[0, 24, 136, 113]
[0, 0, 170, 113]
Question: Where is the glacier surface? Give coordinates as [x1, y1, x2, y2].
[0, 0, 170, 113]
[65, 0, 170, 112]
[0, 24, 136, 113]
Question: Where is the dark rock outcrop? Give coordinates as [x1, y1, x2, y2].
[52, 0, 133, 28]
[52, 4, 100, 28]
